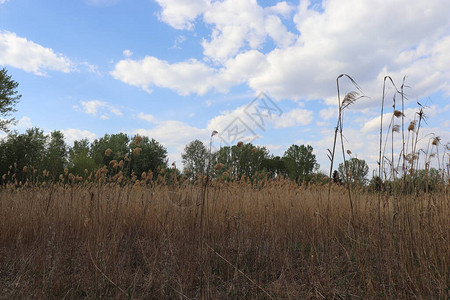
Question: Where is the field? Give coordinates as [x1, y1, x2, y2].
[0, 177, 448, 299]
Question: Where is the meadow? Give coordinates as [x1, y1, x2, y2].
[0, 175, 448, 299]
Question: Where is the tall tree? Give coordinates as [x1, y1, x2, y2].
[130, 135, 167, 177]
[0, 68, 21, 132]
[90, 133, 130, 167]
[0, 128, 47, 182]
[45, 130, 67, 178]
[68, 139, 96, 176]
[283, 144, 319, 182]
[338, 157, 369, 185]
[182, 139, 207, 179]
[262, 156, 288, 178]
[213, 143, 270, 179]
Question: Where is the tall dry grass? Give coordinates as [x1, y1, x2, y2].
[0, 176, 448, 299]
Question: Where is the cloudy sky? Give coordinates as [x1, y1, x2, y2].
[1, 0, 449, 174]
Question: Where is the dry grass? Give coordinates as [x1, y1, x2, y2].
[0, 177, 448, 299]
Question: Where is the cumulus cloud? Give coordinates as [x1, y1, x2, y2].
[0, 31, 74, 75]
[129, 0, 450, 104]
[111, 56, 216, 94]
[74, 100, 123, 118]
[360, 106, 440, 133]
[61, 128, 97, 146]
[138, 113, 159, 124]
[272, 108, 313, 128]
[154, 0, 208, 30]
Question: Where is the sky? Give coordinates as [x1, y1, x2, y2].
[0, 0, 449, 175]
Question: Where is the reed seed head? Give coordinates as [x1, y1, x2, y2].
[408, 121, 416, 131]
[432, 136, 440, 146]
[105, 148, 112, 156]
[214, 163, 224, 170]
[393, 110, 403, 118]
[133, 147, 142, 155]
[134, 135, 142, 145]
[237, 141, 244, 148]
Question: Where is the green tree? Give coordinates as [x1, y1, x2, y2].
[338, 157, 369, 185]
[262, 156, 288, 178]
[90, 133, 130, 167]
[45, 130, 67, 179]
[129, 135, 167, 177]
[68, 139, 96, 176]
[181, 139, 207, 179]
[283, 144, 319, 182]
[0, 68, 22, 132]
[0, 128, 46, 182]
[213, 143, 270, 179]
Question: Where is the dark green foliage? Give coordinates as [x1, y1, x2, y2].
[338, 157, 369, 185]
[0, 128, 47, 182]
[283, 144, 319, 183]
[68, 139, 96, 176]
[261, 156, 288, 178]
[0, 68, 21, 132]
[45, 131, 67, 179]
[90, 133, 130, 167]
[181, 139, 207, 179]
[212, 143, 270, 179]
[129, 136, 168, 177]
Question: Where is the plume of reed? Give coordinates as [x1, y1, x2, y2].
[327, 74, 364, 227]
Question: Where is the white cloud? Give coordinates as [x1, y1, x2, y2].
[16, 116, 33, 129]
[272, 108, 313, 128]
[111, 56, 216, 94]
[154, 0, 208, 30]
[264, 2, 295, 18]
[74, 100, 123, 118]
[133, 120, 210, 165]
[171, 35, 186, 49]
[138, 112, 158, 124]
[61, 128, 97, 146]
[361, 106, 440, 133]
[0, 0, 10, 4]
[0, 31, 74, 75]
[319, 107, 338, 121]
[144, 0, 450, 105]
[123, 49, 133, 57]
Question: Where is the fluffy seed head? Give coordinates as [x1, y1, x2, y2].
[214, 163, 224, 170]
[393, 110, 403, 118]
[432, 136, 440, 146]
[237, 141, 244, 148]
[105, 148, 112, 156]
[134, 135, 142, 145]
[133, 147, 142, 155]
[408, 121, 416, 131]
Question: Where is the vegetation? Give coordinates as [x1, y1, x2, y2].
[0, 68, 21, 131]
[0, 70, 448, 299]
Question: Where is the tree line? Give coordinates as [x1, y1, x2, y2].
[0, 127, 372, 185]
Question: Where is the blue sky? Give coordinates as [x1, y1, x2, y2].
[1, 0, 449, 174]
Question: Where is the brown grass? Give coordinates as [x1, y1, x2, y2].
[0, 178, 448, 299]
